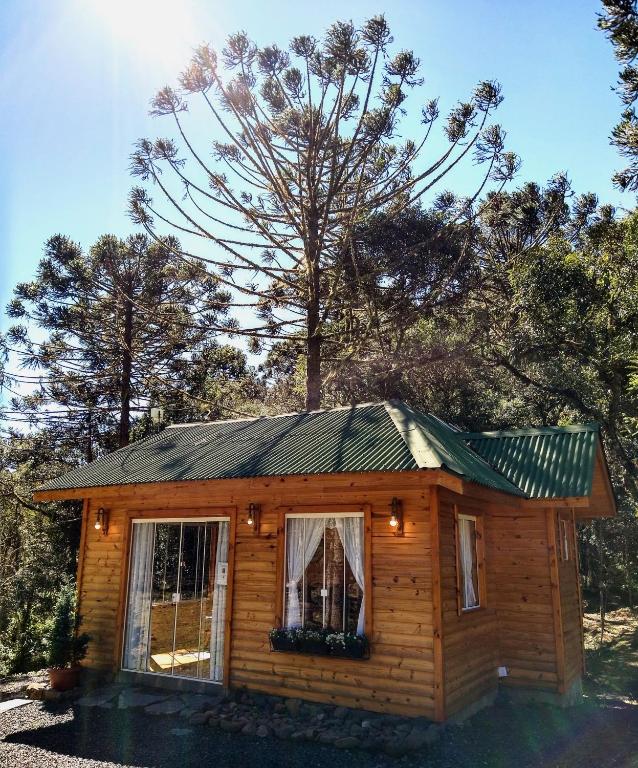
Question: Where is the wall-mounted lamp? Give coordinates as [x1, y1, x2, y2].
[94, 507, 109, 535]
[246, 502, 261, 535]
[389, 497, 403, 536]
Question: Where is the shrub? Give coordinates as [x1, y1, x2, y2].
[45, 585, 90, 669]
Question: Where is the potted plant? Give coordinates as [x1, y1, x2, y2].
[297, 628, 329, 655]
[326, 632, 369, 659]
[46, 585, 90, 691]
[269, 627, 300, 652]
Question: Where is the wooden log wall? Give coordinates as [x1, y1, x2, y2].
[490, 504, 560, 693]
[557, 510, 585, 689]
[74, 474, 586, 720]
[438, 490, 498, 717]
[75, 472, 436, 718]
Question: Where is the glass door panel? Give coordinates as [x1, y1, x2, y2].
[174, 523, 213, 679]
[148, 523, 180, 676]
[123, 519, 228, 682]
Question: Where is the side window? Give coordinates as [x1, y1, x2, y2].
[560, 518, 570, 561]
[456, 513, 483, 612]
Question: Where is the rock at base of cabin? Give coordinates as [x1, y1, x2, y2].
[334, 736, 361, 750]
[25, 683, 47, 701]
[285, 698, 302, 717]
[117, 689, 168, 710]
[241, 722, 257, 736]
[145, 698, 184, 716]
[220, 718, 244, 733]
[256, 724, 271, 738]
[189, 711, 210, 725]
[273, 724, 294, 739]
[318, 729, 340, 745]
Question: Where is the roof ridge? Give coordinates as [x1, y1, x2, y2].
[462, 422, 599, 439]
[165, 401, 389, 429]
[383, 400, 444, 469]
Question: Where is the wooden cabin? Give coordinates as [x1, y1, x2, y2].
[34, 401, 615, 722]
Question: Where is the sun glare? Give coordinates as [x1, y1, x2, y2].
[87, 0, 199, 75]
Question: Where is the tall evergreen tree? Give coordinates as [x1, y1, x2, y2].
[3, 233, 232, 452]
[130, 16, 517, 410]
[599, 0, 638, 190]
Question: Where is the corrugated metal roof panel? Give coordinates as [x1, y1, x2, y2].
[37, 404, 420, 492]
[36, 402, 600, 501]
[463, 424, 599, 499]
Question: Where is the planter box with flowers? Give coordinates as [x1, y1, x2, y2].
[326, 632, 369, 659]
[269, 627, 369, 659]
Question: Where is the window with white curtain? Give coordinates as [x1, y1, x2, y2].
[283, 514, 365, 635]
[458, 514, 480, 611]
[560, 519, 570, 561]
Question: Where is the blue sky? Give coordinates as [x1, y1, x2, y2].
[0, 0, 630, 317]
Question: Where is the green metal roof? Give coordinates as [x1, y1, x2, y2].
[36, 401, 523, 496]
[462, 424, 600, 499]
[36, 402, 600, 500]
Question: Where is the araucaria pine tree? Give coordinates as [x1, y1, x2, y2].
[129, 15, 518, 410]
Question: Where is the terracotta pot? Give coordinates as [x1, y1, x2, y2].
[48, 666, 81, 692]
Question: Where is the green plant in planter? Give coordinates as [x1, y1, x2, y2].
[326, 632, 369, 659]
[269, 627, 300, 651]
[297, 627, 329, 655]
[46, 585, 90, 669]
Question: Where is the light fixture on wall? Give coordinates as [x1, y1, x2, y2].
[246, 502, 261, 535]
[94, 507, 109, 535]
[389, 497, 403, 536]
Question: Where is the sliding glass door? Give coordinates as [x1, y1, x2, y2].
[122, 519, 229, 682]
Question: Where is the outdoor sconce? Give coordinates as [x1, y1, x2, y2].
[94, 507, 109, 535]
[246, 502, 261, 535]
[389, 497, 403, 536]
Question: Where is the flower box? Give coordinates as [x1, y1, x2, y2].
[297, 635, 329, 655]
[326, 633, 369, 660]
[269, 628, 369, 659]
[269, 629, 299, 652]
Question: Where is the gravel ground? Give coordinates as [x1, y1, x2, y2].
[2, 693, 638, 768]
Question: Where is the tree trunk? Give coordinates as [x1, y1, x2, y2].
[86, 409, 93, 463]
[305, 222, 321, 411]
[119, 294, 133, 448]
[624, 521, 634, 610]
[598, 519, 606, 647]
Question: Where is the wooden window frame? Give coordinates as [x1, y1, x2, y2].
[454, 507, 486, 615]
[274, 504, 373, 639]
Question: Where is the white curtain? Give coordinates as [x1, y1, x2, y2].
[459, 518, 478, 608]
[335, 517, 365, 635]
[285, 518, 324, 628]
[123, 523, 155, 671]
[210, 521, 229, 682]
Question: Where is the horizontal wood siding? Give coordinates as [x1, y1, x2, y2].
[558, 511, 584, 688]
[439, 491, 498, 717]
[490, 505, 559, 691]
[76, 471, 435, 718]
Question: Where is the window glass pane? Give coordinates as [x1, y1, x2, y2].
[283, 515, 365, 633]
[303, 525, 325, 629]
[174, 522, 212, 679]
[459, 517, 479, 610]
[324, 522, 344, 631]
[148, 523, 180, 675]
[344, 555, 363, 634]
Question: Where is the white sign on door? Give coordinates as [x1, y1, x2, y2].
[216, 562, 228, 586]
